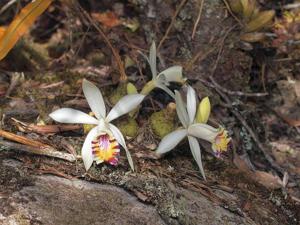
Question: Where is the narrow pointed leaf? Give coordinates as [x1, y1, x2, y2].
[156, 129, 187, 154]
[0, 0, 52, 60]
[82, 126, 98, 171]
[149, 41, 157, 79]
[49, 108, 99, 125]
[109, 123, 134, 171]
[106, 94, 145, 122]
[82, 79, 106, 119]
[188, 136, 206, 180]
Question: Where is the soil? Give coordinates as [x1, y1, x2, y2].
[0, 0, 300, 224]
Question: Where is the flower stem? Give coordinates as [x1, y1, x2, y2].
[140, 80, 156, 95]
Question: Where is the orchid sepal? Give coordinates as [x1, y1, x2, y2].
[140, 41, 185, 98]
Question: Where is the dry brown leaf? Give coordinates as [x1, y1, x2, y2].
[234, 152, 284, 189]
[275, 110, 300, 127]
[252, 171, 283, 189]
[92, 12, 121, 28]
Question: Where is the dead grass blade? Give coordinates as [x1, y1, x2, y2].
[0, 129, 76, 162]
[0, 0, 52, 60]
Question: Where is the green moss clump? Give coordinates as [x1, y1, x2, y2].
[109, 83, 128, 105]
[150, 103, 176, 139]
[116, 117, 138, 138]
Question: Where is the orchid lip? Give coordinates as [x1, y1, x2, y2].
[92, 133, 120, 166]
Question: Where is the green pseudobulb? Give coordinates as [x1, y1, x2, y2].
[150, 103, 176, 139]
[117, 117, 138, 138]
[109, 82, 127, 105]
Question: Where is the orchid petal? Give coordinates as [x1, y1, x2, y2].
[175, 91, 189, 128]
[149, 41, 157, 79]
[156, 83, 175, 99]
[186, 85, 197, 123]
[158, 66, 183, 83]
[196, 97, 211, 123]
[106, 94, 145, 122]
[82, 79, 106, 119]
[49, 108, 99, 124]
[188, 136, 206, 180]
[82, 126, 98, 171]
[188, 123, 218, 142]
[108, 123, 134, 171]
[156, 129, 187, 154]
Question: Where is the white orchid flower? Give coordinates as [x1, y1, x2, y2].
[140, 42, 186, 98]
[156, 86, 230, 179]
[49, 79, 145, 171]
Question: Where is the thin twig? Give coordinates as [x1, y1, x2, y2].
[229, 108, 285, 175]
[157, 0, 188, 50]
[210, 76, 268, 97]
[208, 81, 285, 175]
[0, 129, 47, 148]
[0, 139, 76, 162]
[71, 2, 127, 81]
[191, 23, 286, 176]
[185, 45, 218, 71]
[192, 0, 205, 39]
[186, 25, 236, 71]
[210, 25, 237, 73]
[261, 63, 266, 92]
[6, 72, 23, 97]
[0, 129, 76, 162]
[221, 0, 243, 26]
[12, 118, 82, 135]
[207, 25, 268, 97]
[0, 0, 17, 15]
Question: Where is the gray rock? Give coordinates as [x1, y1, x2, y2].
[0, 174, 166, 225]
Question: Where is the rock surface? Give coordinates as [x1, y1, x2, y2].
[0, 165, 166, 225]
[0, 159, 260, 225]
